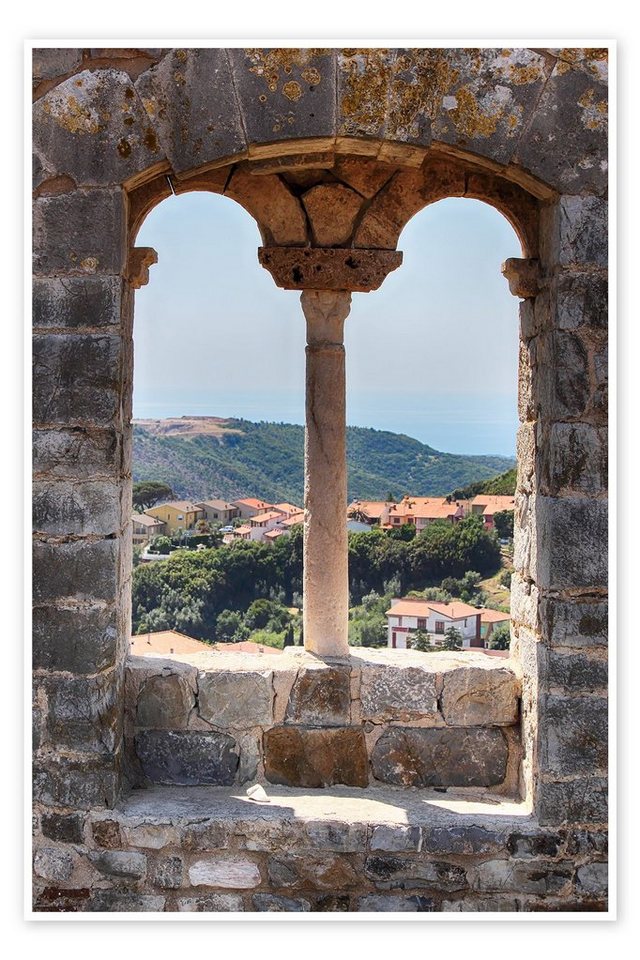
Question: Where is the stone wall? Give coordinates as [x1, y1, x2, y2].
[123, 650, 522, 793]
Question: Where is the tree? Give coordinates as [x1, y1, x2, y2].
[441, 626, 463, 651]
[283, 624, 295, 647]
[195, 518, 212, 534]
[493, 510, 514, 540]
[148, 535, 172, 555]
[412, 629, 433, 652]
[215, 609, 248, 643]
[133, 481, 174, 511]
[488, 622, 511, 650]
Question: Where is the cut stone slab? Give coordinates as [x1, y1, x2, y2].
[441, 666, 520, 726]
[136, 673, 195, 729]
[264, 726, 369, 787]
[135, 730, 239, 785]
[371, 727, 509, 787]
[188, 857, 261, 889]
[360, 664, 438, 722]
[197, 669, 273, 729]
[285, 665, 351, 726]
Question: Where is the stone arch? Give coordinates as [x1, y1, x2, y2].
[32, 46, 608, 913]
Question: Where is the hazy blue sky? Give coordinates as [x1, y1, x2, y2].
[133, 187, 521, 455]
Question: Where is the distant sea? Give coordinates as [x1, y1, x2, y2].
[133, 390, 518, 458]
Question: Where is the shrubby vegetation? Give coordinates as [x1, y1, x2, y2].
[132, 516, 502, 645]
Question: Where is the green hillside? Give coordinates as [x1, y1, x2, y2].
[449, 467, 517, 500]
[132, 417, 515, 504]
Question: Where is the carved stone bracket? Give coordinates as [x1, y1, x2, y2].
[127, 247, 158, 289]
[501, 257, 541, 299]
[258, 247, 403, 292]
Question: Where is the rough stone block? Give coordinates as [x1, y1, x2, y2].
[91, 819, 122, 848]
[359, 664, 437, 722]
[41, 670, 121, 754]
[33, 334, 122, 426]
[33, 537, 119, 603]
[151, 856, 184, 889]
[364, 855, 467, 892]
[34, 70, 164, 186]
[539, 598, 608, 648]
[369, 825, 421, 853]
[552, 271, 608, 331]
[441, 666, 519, 726]
[41, 812, 85, 845]
[177, 894, 243, 912]
[135, 49, 246, 174]
[135, 730, 239, 785]
[227, 169, 307, 246]
[302, 183, 363, 246]
[33, 189, 126, 276]
[188, 857, 261, 889]
[546, 651, 608, 693]
[34, 846, 75, 882]
[544, 695, 607, 775]
[371, 727, 509, 787]
[264, 726, 368, 788]
[137, 674, 195, 729]
[285, 665, 351, 726]
[33, 756, 120, 810]
[34, 887, 92, 912]
[533, 496, 608, 590]
[120, 823, 179, 849]
[33, 276, 123, 330]
[267, 853, 360, 891]
[506, 832, 563, 859]
[32, 602, 119, 674]
[537, 776, 608, 826]
[33, 49, 83, 85]
[471, 859, 572, 896]
[33, 427, 122, 480]
[565, 829, 608, 857]
[304, 820, 368, 853]
[86, 892, 165, 912]
[312, 895, 351, 911]
[537, 331, 591, 419]
[179, 820, 229, 852]
[556, 196, 608, 268]
[421, 825, 505, 856]
[229, 48, 336, 146]
[251, 893, 310, 912]
[540, 422, 607, 496]
[575, 862, 608, 896]
[32, 480, 124, 536]
[197, 669, 273, 729]
[90, 850, 147, 879]
[357, 894, 434, 912]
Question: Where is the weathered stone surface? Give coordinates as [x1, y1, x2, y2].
[471, 859, 572, 896]
[91, 819, 122, 848]
[251, 893, 311, 912]
[539, 598, 608, 648]
[544, 695, 607, 775]
[33, 540, 119, 600]
[226, 169, 307, 245]
[333, 156, 397, 198]
[442, 897, 518, 912]
[120, 823, 179, 849]
[371, 727, 508, 787]
[507, 832, 563, 859]
[552, 271, 608, 331]
[369, 825, 421, 852]
[188, 857, 261, 889]
[312, 895, 351, 911]
[537, 331, 593, 420]
[33, 49, 83, 86]
[177, 894, 243, 912]
[90, 850, 147, 879]
[86, 892, 165, 912]
[337, 49, 398, 140]
[546, 651, 608, 692]
[565, 829, 608, 857]
[302, 183, 363, 246]
[304, 820, 368, 853]
[197, 669, 273, 729]
[41, 812, 85, 845]
[259, 246, 403, 291]
[540, 422, 607, 496]
[360, 664, 438, 722]
[441, 666, 519, 726]
[515, 59, 608, 194]
[33, 276, 122, 330]
[41, 670, 120, 753]
[34, 71, 163, 186]
[421, 826, 505, 856]
[556, 196, 608, 267]
[364, 855, 467, 892]
[179, 820, 229, 852]
[285, 665, 351, 726]
[533, 496, 608, 590]
[575, 862, 608, 896]
[135, 730, 239, 785]
[33, 334, 122, 426]
[229, 48, 336, 146]
[34, 886, 92, 912]
[33, 427, 122, 480]
[502, 257, 540, 299]
[137, 674, 195, 729]
[34, 846, 74, 882]
[135, 49, 245, 174]
[32, 602, 119, 674]
[267, 853, 360, 891]
[537, 776, 608, 826]
[264, 727, 368, 788]
[33, 189, 126, 276]
[151, 856, 184, 889]
[33, 480, 123, 536]
[357, 894, 434, 912]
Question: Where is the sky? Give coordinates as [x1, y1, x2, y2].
[133, 188, 521, 456]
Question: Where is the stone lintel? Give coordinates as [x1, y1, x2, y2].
[127, 247, 158, 289]
[258, 247, 403, 292]
[502, 257, 541, 299]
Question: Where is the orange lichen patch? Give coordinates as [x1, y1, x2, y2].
[244, 48, 328, 93]
[302, 67, 321, 85]
[556, 60, 572, 76]
[578, 88, 608, 132]
[282, 81, 303, 102]
[585, 48, 608, 61]
[42, 92, 102, 135]
[508, 63, 544, 85]
[117, 137, 132, 158]
[386, 51, 460, 140]
[446, 86, 504, 140]
[339, 49, 395, 133]
[80, 257, 99, 271]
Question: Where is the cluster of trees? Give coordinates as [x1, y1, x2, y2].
[132, 515, 503, 644]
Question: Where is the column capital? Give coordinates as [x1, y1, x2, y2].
[258, 246, 402, 292]
[300, 290, 352, 345]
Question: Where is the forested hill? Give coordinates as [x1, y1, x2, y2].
[132, 417, 515, 504]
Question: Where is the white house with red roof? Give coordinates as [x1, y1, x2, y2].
[385, 497, 464, 533]
[385, 597, 484, 649]
[468, 495, 515, 529]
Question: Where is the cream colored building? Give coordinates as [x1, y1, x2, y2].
[145, 500, 205, 533]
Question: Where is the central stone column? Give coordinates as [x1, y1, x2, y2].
[300, 290, 352, 658]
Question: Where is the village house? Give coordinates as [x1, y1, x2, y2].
[195, 499, 239, 525]
[385, 497, 464, 532]
[347, 500, 392, 526]
[131, 512, 167, 545]
[468, 494, 516, 529]
[478, 608, 511, 642]
[386, 597, 484, 649]
[144, 500, 205, 534]
[232, 497, 274, 519]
